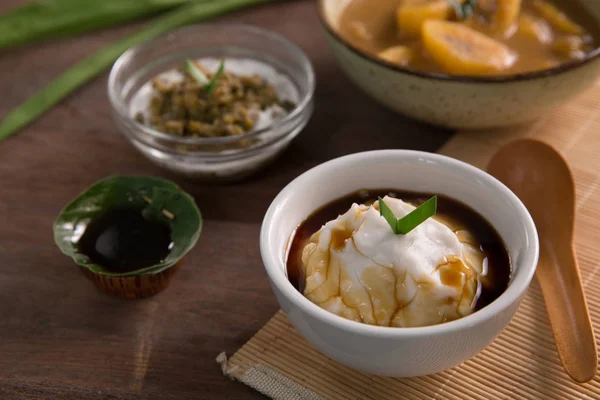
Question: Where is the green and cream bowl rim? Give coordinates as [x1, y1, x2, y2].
[316, 0, 600, 83]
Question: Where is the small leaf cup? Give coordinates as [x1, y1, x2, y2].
[54, 176, 202, 299]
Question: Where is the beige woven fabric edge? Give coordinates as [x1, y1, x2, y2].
[218, 349, 326, 400]
[222, 81, 600, 400]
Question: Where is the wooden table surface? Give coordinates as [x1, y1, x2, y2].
[0, 1, 449, 398]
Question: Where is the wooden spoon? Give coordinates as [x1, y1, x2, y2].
[488, 138, 597, 383]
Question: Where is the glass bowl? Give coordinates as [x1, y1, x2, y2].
[108, 24, 315, 181]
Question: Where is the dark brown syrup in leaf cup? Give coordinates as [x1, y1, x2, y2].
[54, 176, 202, 299]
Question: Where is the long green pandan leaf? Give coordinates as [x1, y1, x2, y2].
[0, 0, 192, 49]
[0, 0, 272, 142]
[53, 176, 202, 277]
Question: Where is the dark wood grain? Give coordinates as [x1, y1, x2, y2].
[0, 1, 450, 398]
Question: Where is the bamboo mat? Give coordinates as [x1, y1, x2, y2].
[219, 80, 600, 399]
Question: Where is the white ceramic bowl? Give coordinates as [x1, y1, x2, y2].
[260, 150, 539, 377]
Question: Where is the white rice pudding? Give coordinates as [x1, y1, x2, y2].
[300, 196, 485, 327]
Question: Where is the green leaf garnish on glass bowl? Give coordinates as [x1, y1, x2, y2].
[54, 175, 201, 284]
[204, 59, 226, 94]
[185, 58, 226, 94]
[378, 196, 437, 235]
[185, 59, 210, 86]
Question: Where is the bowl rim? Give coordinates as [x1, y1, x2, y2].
[107, 23, 316, 146]
[260, 150, 540, 338]
[316, 0, 600, 84]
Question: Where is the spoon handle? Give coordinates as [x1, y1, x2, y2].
[537, 242, 598, 383]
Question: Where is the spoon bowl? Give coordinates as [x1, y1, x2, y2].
[488, 139, 597, 383]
